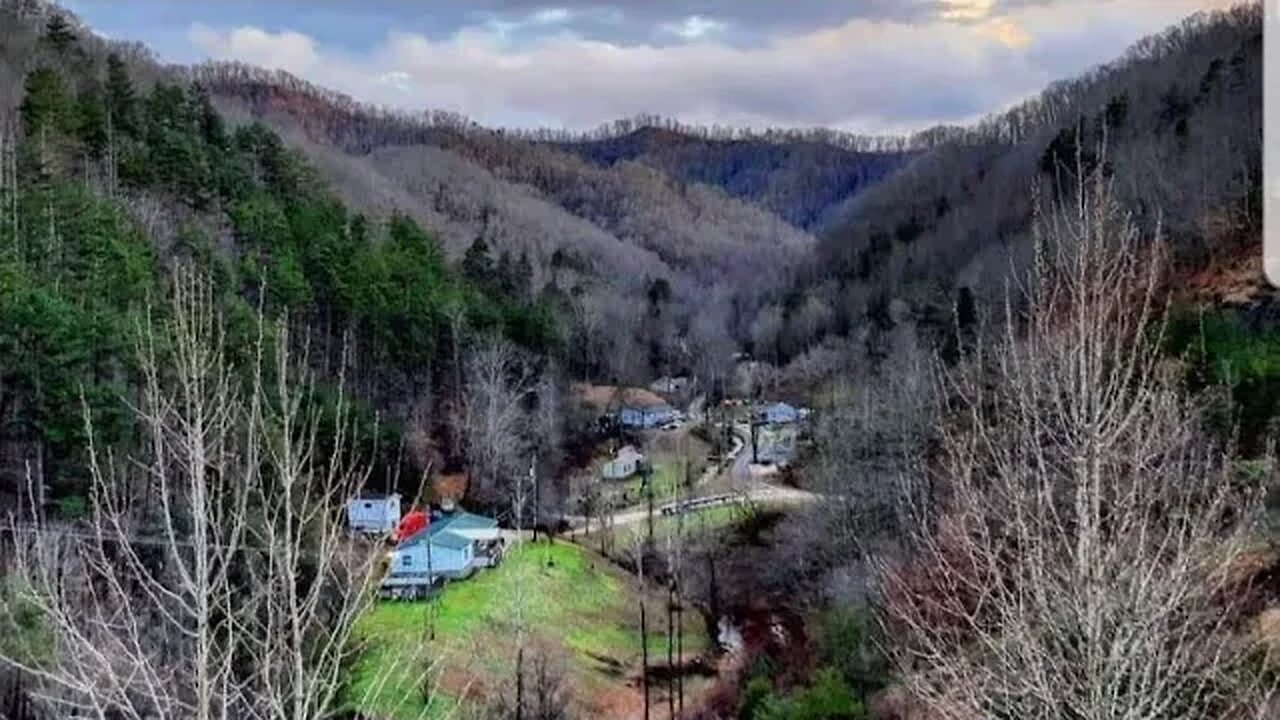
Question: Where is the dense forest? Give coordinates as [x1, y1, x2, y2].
[0, 2, 572, 520]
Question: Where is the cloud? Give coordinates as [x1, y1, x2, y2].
[184, 0, 1231, 132]
[188, 23, 321, 73]
[939, 0, 999, 22]
[661, 15, 726, 41]
[979, 17, 1033, 49]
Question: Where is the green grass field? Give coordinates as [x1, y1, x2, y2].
[620, 461, 690, 503]
[346, 540, 708, 719]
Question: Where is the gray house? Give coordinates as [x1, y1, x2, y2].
[575, 384, 678, 430]
[602, 445, 645, 480]
[382, 510, 502, 599]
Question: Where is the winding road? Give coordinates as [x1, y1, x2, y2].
[566, 421, 820, 532]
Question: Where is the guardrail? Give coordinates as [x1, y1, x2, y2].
[657, 493, 744, 516]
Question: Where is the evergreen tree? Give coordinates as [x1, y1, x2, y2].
[496, 250, 515, 297]
[20, 68, 74, 138]
[514, 251, 533, 300]
[43, 14, 76, 54]
[192, 83, 227, 150]
[462, 237, 494, 287]
[647, 277, 671, 316]
[75, 84, 109, 158]
[105, 54, 138, 137]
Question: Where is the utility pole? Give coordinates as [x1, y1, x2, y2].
[750, 415, 761, 465]
[530, 457, 539, 543]
[641, 460, 655, 548]
[640, 598, 650, 720]
[667, 576, 676, 719]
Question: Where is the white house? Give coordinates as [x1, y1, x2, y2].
[603, 445, 645, 480]
[347, 493, 401, 534]
[382, 510, 503, 599]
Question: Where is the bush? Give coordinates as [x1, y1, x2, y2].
[56, 494, 87, 521]
[814, 606, 890, 703]
[753, 669, 864, 720]
[1164, 306, 1280, 454]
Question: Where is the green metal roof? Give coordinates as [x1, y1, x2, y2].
[440, 511, 498, 532]
[401, 510, 497, 548]
[428, 531, 472, 550]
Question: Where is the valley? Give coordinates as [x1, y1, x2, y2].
[0, 1, 1274, 719]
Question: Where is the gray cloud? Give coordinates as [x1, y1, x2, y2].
[174, 0, 1237, 132]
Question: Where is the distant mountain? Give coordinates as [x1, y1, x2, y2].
[556, 125, 910, 232]
[195, 66, 852, 383]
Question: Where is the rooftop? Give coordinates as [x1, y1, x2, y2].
[353, 492, 400, 501]
[615, 445, 645, 461]
[574, 384, 671, 410]
[399, 510, 498, 548]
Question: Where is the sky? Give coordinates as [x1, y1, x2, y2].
[60, 0, 1238, 134]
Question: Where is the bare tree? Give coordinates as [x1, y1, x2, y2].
[486, 645, 573, 720]
[464, 338, 536, 512]
[874, 173, 1275, 720]
[0, 271, 424, 720]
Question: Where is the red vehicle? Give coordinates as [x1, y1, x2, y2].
[392, 510, 429, 543]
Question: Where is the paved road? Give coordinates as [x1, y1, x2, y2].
[565, 425, 818, 532]
[566, 482, 819, 532]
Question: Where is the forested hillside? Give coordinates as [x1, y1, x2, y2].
[194, 67, 827, 386]
[0, 0, 565, 517]
[757, 3, 1263, 376]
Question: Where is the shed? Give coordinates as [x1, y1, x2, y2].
[347, 493, 401, 534]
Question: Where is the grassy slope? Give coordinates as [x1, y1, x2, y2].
[348, 540, 709, 719]
[596, 504, 756, 557]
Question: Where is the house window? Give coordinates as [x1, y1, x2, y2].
[401, 555, 412, 566]
[363, 502, 373, 509]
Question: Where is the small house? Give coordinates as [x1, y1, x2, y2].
[759, 402, 799, 425]
[347, 493, 401, 534]
[603, 445, 645, 480]
[649, 376, 691, 395]
[574, 384, 678, 430]
[619, 402, 677, 429]
[382, 509, 502, 598]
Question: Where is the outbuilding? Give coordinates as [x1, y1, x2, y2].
[347, 493, 401, 534]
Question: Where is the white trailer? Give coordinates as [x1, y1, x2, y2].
[347, 493, 401, 534]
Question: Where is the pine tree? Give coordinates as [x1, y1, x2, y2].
[20, 69, 73, 138]
[75, 84, 108, 159]
[496, 250, 515, 297]
[462, 236, 494, 287]
[514, 251, 533, 300]
[105, 54, 138, 137]
[43, 14, 76, 54]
